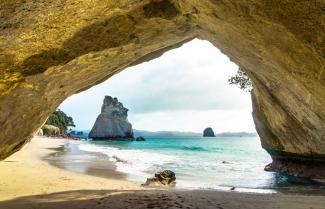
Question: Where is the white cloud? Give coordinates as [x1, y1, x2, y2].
[130, 110, 255, 133]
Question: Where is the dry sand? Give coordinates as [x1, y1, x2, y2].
[0, 136, 324, 209]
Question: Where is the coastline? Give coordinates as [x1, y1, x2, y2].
[0, 136, 324, 209]
[47, 138, 325, 195]
[0, 136, 139, 201]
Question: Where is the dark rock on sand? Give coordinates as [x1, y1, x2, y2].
[203, 127, 215, 137]
[89, 96, 134, 140]
[142, 170, 176, 187]
[135, 136, 145, 141]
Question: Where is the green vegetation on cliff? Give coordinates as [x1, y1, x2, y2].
[45, 109, 75, 133]
[228, 67, 252, 92]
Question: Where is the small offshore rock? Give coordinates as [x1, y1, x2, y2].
[136, 136, 145, 141]
[203, 127, 215, 137]
[142, 170, 176, 187]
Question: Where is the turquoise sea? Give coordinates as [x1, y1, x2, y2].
[77, 136, 325, 193]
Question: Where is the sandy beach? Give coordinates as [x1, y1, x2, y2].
[0, 136, 139, 201]
[0, 136, 324, 209]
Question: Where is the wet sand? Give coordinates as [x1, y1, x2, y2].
[0, 136, 324, 209]
[44, 141, 128, 180]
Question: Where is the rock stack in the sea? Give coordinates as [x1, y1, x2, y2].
[89, 96, 134, 140]
[203, 127, 215, 137]
[142, 170, 176, 187]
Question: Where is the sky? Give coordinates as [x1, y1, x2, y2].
[59, 39, 256, 133]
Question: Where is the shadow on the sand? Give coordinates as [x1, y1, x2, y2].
[1, 190, 186, 209]
[1, 189, 325, 209]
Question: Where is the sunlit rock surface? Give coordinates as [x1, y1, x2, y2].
[89, 96, 133, 140]
[0, 0, 324, 179]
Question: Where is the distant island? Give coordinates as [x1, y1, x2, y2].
[135, 130, 258, 138]
[69, 129, 257, 138]
[133, 130, 201, 137]
[214, 132, 258, 137]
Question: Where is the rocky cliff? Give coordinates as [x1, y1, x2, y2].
[203, 128, 215, 137]
[0, 0, 324, 180]
[89, 96, 133, 140]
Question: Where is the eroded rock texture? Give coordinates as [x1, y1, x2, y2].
[0, 0, 324, 179]
[89, 96, 133, 140]
[142, 170, 176, 187]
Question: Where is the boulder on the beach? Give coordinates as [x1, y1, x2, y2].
[203, 127, 215, 137]
[89, 96, 134, 140]
[142, 170, 176, 187]
[136, 136, 145, 141]
[42, 124, 60, 136]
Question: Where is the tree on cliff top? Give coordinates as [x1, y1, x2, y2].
[228, 67, 252, 92]
[45, 109, 75, 133]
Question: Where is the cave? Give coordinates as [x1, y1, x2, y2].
[0, 0, 324, 180]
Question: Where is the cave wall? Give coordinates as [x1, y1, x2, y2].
[0, 0, 324, 178]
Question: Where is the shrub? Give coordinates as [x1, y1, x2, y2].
[228, 67, 252, 92]
[45, 109, 75, 133]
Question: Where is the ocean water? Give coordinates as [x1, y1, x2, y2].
[78, 136, 325, 193]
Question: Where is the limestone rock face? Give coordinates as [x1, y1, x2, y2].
[203, 128, 215, 137]
[89, 96, 133, 140]
[0, 0, 324, 179]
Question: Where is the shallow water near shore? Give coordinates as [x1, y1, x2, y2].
[47, 136, 325, 194]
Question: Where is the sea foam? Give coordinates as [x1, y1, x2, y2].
[78, 143, 178, 180]
[74, 137, 322, 193]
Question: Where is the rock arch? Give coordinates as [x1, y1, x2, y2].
[0, 0, 324, 179]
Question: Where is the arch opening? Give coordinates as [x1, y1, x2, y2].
[0, 0, 324, 182]
[50, 39, 321, 190]
[56, 39, 277, 190]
